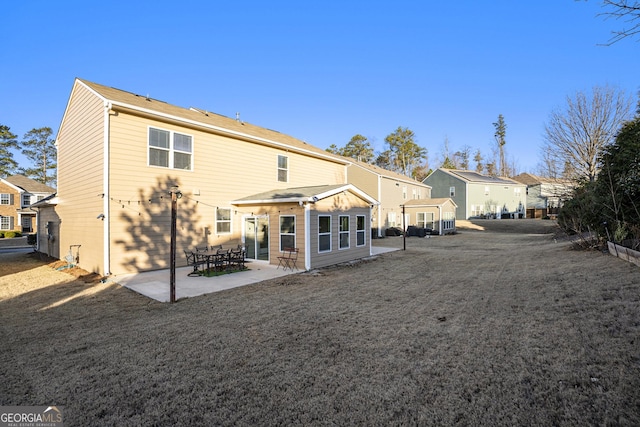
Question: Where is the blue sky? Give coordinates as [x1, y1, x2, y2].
[2, 1, 638, 174]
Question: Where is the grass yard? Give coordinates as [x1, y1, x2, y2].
[1, 219, 639, 426]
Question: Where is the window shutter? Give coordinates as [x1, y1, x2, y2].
[10, 194, 14, 205]
[9, 216, 14, 229]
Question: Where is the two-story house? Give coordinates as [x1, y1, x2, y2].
[0, 175, 55, 233]
[48, 78, 379, 276]
[512, 173, 574, 218]
[424, 169, 526, 220]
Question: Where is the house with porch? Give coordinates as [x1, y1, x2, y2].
[423, 169, 526, 220]
[512, 173, 574, 218]
[49, 78, 379, 276]
[0, 175, 55, 233]
[345, 160, 433, 237]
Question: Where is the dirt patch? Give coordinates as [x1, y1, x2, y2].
[1, 219, 638, 425]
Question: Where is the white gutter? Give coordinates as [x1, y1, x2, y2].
[304, 203, 311, 270]
[103, 101, 111, 275]
[377, 175, 382, 237]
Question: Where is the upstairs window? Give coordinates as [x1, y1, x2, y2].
[21, 194, 31, 207]
[449, 186, 455, 197]
[278, 155, 288, 182]
[0, 194, 11, 205]
[148, 127, 192, 170]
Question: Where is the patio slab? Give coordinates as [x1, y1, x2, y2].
[114, 261, 294, 302]
[113, 246, 398, 302]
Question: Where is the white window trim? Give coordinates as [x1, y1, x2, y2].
[216, 207, 232, 235]
[449, 186, 455, 197]
[339, 215, 350, 250]
[356, 215, 366, 247]
[0, 193, 11, 205]
[279, 215, 296, 251]
[147, 126, 194, 171]
[277, 154, 289, 182]
[318, 215, 332, 253]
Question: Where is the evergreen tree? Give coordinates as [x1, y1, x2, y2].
[19, 127, 57, 186]
[0, 125, 18, 177]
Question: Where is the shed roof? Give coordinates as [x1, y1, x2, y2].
[404, 198, 458, 208]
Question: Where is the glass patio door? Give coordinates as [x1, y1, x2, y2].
[244, 216, 269, 261]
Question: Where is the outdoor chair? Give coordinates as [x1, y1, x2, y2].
[229, 247, 246, 271]
[277, 247, 299, 271]
[214, 248, 230, 271]
[184, 250, 206, 276]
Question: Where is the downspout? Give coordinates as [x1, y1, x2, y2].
[304, 202, 311, 270]
[377, 175, 382, 237]
[438, 205, 442, 236]
[103, 101, 111, 275]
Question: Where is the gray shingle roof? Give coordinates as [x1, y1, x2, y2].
[4, 175, 55, 193]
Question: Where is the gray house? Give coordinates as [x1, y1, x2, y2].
[512, 173, 574, 218]
[423, 169, 527, 220]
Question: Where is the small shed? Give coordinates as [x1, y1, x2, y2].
[402, 198, 457, 235]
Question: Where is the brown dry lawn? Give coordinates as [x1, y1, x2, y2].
[1, 219, 639, 426]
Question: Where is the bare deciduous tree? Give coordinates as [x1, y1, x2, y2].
[599, 0, 640, 45]
[542, 86, 633, 183]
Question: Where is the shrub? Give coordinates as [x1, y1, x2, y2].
[0, 232, 4, 238]
[4, 231, 20, 238]
[27, 234, 37, 245]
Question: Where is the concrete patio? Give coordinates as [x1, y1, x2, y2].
[113, 246, 398, 302]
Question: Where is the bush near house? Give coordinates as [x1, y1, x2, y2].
[0, 231, 22, 238]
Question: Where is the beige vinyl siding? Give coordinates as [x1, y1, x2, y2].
[106, 112, 346, 273]
[55, 83, 106, 274]
[347, 166, 379, 199]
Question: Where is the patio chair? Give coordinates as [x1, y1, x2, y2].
[214, 248, 230, 271]
[277, 247, 299, 271]
[184, 250, 206, 276]
[229, 247, 246, 271]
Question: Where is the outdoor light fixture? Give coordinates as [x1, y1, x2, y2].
[97, 214, 105, 220]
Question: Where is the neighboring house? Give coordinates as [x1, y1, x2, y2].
[403, 198, 457, 235]
[50, 78, 379, 276]
[423, 169, 527, 220]
[0, 175, 55, 233]
[345, 160, 433, 237]
[512, 173, 574, 218]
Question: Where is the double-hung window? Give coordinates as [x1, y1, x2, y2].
[277, 155, 288, 182]
[148, 127, 192, 170]
[21, 194, 31, 207]
[0, 216, 11, 230]
[318, 215, 331, 253]
[449, 186, 455, 197]
[339, 215, 350, 249]
[0, 194, 11, 205]
[216, 208, 231, 234]
[356, 215, 366, 246]
[280, 215, 295, 251]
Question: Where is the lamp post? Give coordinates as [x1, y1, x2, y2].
[169, 186, 182, 303]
